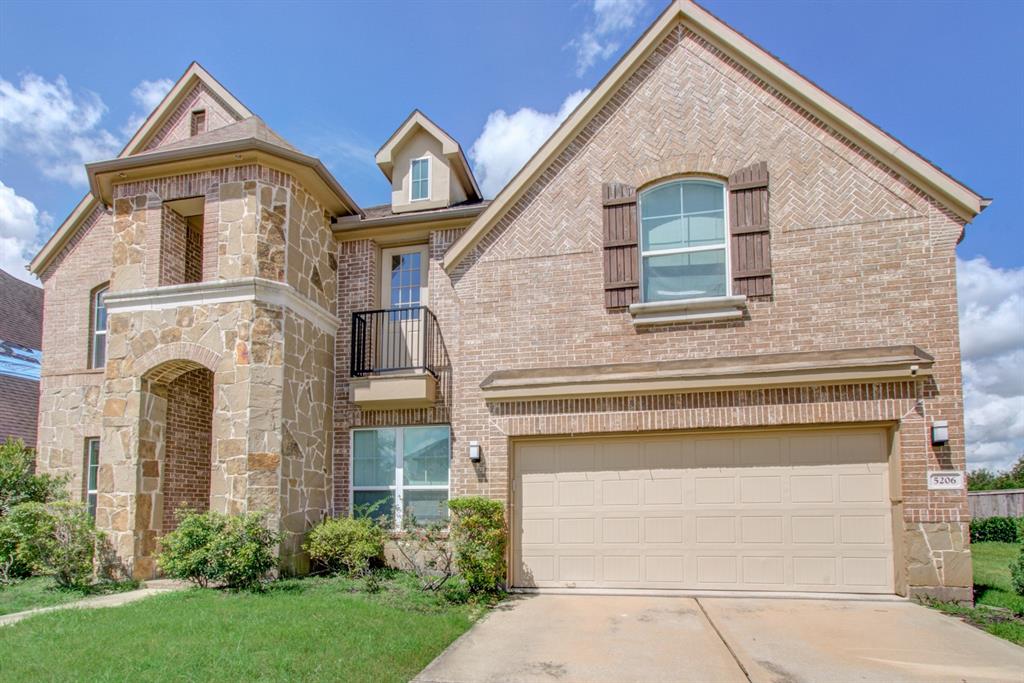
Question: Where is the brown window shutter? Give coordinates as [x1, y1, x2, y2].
[602, 182, 639, 309]
[728, 161, 772, 300]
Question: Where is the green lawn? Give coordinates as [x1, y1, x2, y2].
[0, 573, 482, 682]
[927, 541, 1024, 646]
[0, 576, 105, 616]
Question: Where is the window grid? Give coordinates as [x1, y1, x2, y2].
[91, 285, 108, 368]
[85, 438, 100, 519]
[351, 426, 450, 529]
[410, 157, 429, 201]
[639, 180, 729, 302]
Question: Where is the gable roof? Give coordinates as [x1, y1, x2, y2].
[442, 0, 988, 272]
[30, 62, 251, 276]
[375, 110, 482, 202]
[154, 115, 299, 154]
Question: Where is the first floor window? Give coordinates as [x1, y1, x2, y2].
[85, 438, 100, 518]
[352, 426, 450, 528]
[639, 179, 728, 302]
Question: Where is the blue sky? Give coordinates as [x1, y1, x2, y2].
[1, 0, 1021, 470]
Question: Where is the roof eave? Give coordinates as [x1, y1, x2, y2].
[87, 139, 363, 217]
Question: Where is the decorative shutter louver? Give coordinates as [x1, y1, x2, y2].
[602, 182, 639, 309]
[728, 161, 772, 299]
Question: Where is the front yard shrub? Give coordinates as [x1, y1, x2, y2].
[0, 501, 101, 588]
[448, 496, 507, 594]
[1011, 545, 1024, 597]
[304, 516, 386, 576]
[40, 502, 102, 589]
[970, 516, 1021, 543]
[393, 517, 454, 591]
[0, 438, 66, 515]
[159, 510, 280, 590]
[0, 502, 52, 582]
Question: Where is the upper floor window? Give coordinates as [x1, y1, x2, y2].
[190, 109, 206, 137]
[639, 179, 728, 302]
[410, 157, 430, 201]
[90, 285, 108, 369]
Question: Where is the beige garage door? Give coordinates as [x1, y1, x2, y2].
[514, 428, 894, 593]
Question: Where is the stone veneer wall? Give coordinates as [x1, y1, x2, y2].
[161, 366, 213, 532]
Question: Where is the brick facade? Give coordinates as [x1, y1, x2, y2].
[161, 366, 213, 532]
[33, 16, 977, 597]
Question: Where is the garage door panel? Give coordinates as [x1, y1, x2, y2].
[643, 478, 683, 505]
[515, 428, 893, 594]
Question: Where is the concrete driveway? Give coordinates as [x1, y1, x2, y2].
[415, 594, 1024, 683]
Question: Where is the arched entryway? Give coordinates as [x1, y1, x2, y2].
[140, 360, 214, 535]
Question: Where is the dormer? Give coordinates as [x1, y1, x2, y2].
[375, 110, 482, 214]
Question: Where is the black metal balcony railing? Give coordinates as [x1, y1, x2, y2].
[350, 306, 446, 377]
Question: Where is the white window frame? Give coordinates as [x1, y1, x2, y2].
[350, 425, 451, 529]
[410, 156, 431, 202]
[85, 438, 100, 519]
[638, 178, 730, 303]
[90, 285, 108, 369]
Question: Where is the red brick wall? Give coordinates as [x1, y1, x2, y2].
[161, 366, 213, 532]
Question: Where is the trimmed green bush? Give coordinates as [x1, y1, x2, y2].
[970, 516, 1022, 544]
[304, 516, 386, 576]
[158, 510, 281, 590]
[0, 438, 66, 515]
[448, 496, 507, 594]
[1011, 545, 1024, 597]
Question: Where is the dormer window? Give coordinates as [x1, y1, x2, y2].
[190, 109, 206, 137]
[410, 157, 430, 201]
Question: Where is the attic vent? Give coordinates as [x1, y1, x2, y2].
[190, 110, 207, 137]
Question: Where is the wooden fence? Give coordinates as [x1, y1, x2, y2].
[968, 488, 1024, 519]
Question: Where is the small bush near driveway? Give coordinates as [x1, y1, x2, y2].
[448, 496, 507, 594]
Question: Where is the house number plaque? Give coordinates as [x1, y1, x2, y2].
[927, 471, 964, 490]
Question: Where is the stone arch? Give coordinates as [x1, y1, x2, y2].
[135, 342, 222, 383]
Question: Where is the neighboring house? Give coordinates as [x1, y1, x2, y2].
[29, 1, 985, 602]
[0, 268, 43, 448]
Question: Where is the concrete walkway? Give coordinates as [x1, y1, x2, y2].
[0, 579, 187, 627]
[415, 593, 1024, 683]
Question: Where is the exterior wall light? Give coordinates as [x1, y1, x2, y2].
[469, 441, 481, 462]
[931, 420, 949, 447]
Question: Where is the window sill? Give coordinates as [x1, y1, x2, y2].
[629, 295, 747, 326]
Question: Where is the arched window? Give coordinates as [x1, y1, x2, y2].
[639, 179, 728, 302]
[90, 284, 109, 368]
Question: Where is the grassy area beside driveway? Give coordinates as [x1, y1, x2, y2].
[927, 541, 1024, 646]
[0, 573, 483, 682]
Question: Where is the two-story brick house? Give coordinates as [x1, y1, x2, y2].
[30, 1, 985, 602]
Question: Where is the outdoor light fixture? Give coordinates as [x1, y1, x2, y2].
[469, 441, 481, 462]
[931, 420, 949, 447]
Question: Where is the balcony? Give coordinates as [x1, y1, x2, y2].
[350, 306, 447, 410]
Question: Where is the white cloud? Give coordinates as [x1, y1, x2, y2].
[569, 0, 646, 77]
[0, 73, 174, 186]
[469, 90, 590, 198]
[0, 181, 47, 284]
[0, 73, 120, 185]
[958, 256, 1024, 472]
[123, 78, 174, 137]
